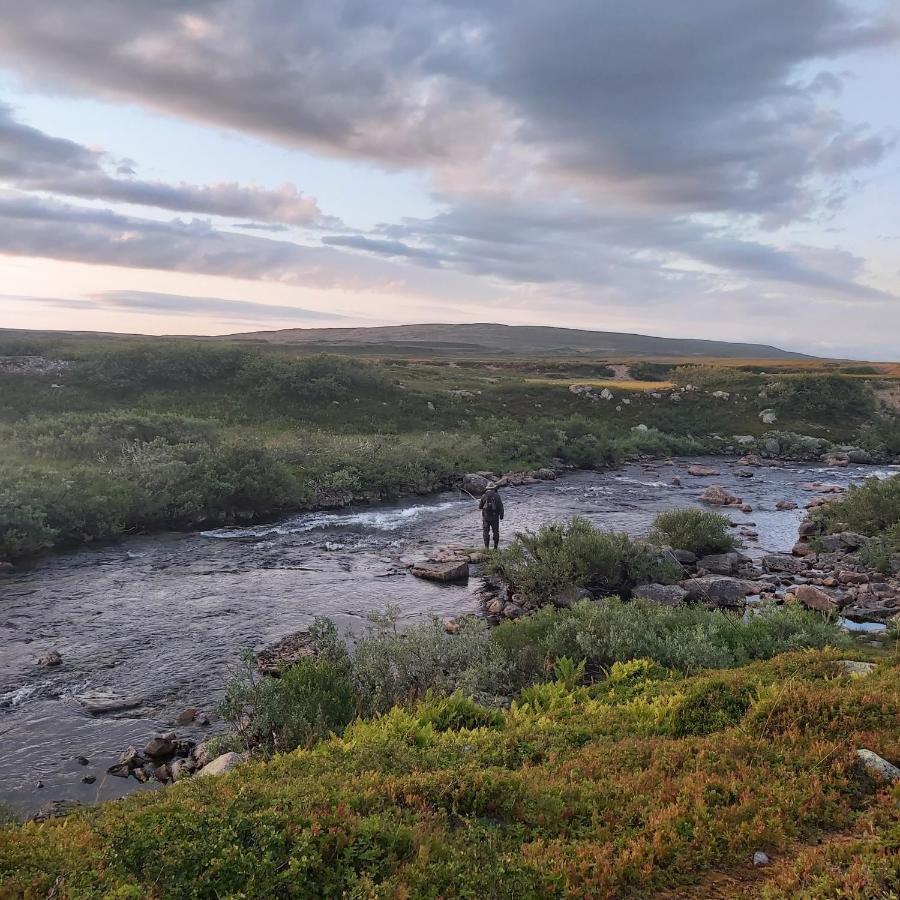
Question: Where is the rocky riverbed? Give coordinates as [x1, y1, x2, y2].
[1, 456, 895, 817]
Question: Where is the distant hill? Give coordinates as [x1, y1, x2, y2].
[223, 322, 814, 359]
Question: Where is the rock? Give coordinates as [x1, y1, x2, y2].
[534, 468, 557, 481]
[740, 504, 753, 513]
[119, 746, 142, 768]
[198, 752, 243, 778]
[175, 707, 199, 725]
[257, 631, 318, 675]
[669, 549, 697, 566]
[837, 531, 869, 550]
[632, 583, 688, 606]
[502, 603, 524, 619]
[144, 732, 177, 759]
[775, 500, 798, 511]
[837, 660, 876, 678]
[671, 476, 682, 487]
[170, 759, 193, 781]
[553, 585, 593, 608]
[735, 468, 754, 478]
[856, 749, 900, 783]
[681, 576, 754, 608]
[846, 448, 872, 464]
[37, 650, 62, 667]
[699, 485, 741, 506]
[798, 520, 823, 538]
[153, 765, 171, 783]
[696, 552, 746, 576]
[75, 755, 89, 766]
[759, 409, 777, 425]
[78, 695, 143, 715]
[599, 388, 613, 401]
[753, 852, 771, 867]
[792, 541, 814, 557]
[687, 464, 719, 477]
[823, 454, 849, 467]
[442, 617, 460, 634]
[29, 800, 82, 822]
[792, 584, 838, 614]
[106, 763, 131, 779]
[410, 560, 469, 582]
[838, 571, 869, 585]
[193, 744, 212, 768]
[486, 597, 505, 616]
[763, 554, 808, 575]
[462, 473, 490, 495]
[81, 775, 96, 784]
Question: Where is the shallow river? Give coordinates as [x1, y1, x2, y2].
[1, 456, 893, 816]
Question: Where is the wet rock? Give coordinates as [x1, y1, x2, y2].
[119, 746, 141, 768]
[78, 695, 143, 715]
[841, 601, 900, 624]
[144, 732, 177, 759]
[198, 752, 243, 778]
[698, 485, 741, 506]
[410, 560, 469, 582]
[74, 755, 89, 766]
[775, 500, 798, 511]
[107, 763, 131, 779]
[671, 476, 682, 487]
[37, 649, 62, 667]
[791, 584, 838, 614]
[632, 583, 688, 606]
[735, 468, 754, 478]
[175, 707, 199, 725]
[153, 764, 171, 783]
[81, 775, 96, 784]
[687, 464, 719, 477]
[856, 749, 900, 783]
[534, 468, 557, 481]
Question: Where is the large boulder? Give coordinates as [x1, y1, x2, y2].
[698, 485, 741, 506]
[410, 560, 470, 582]
[687, 464, 719, 477]
[791, 584, 838, 614]
[257, 631, 318, 676]
[681, 576, 754, 608]
[763, 554, 808, 576]
[632, 583, 688, 606]
[856, 749, 900, 783]
[144, 732, 177, 759]
[197, 752, 243, 778]
[462, 473, 490, 495]
[697, 552, 747, 576]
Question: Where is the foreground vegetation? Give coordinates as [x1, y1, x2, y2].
[2, 640, 896, 897]
[1, 334, 898, 562]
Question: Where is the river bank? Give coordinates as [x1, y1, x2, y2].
[1, 455, 895, 817]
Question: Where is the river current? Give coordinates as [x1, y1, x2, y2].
[1, 456, 893, 816]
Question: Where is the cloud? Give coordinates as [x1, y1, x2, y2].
[0, 102, 333, 225]
[0, 0, 894, 221]
[0, 191, 395, 290]
[11, 290, 344, 322]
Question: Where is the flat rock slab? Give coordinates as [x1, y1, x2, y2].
[410, 560, 470, 582]
[257, 631, 318, 676]
[77, 695, 143, 715]
[837, 660, 876, 678]
[198, 752, 244, 778]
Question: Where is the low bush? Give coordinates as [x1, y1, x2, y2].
[652, 507, 736, 556]
[487, 518, 680, 604]
[767, 374, 875, 423]
[814, 473, 900, 538]
[219, 651, 355, 753]
[669, 678, 754, 736]
[628, 361, 675, 381]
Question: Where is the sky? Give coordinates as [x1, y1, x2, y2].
[0, 0, 898, 358]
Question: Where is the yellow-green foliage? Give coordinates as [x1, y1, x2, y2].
[2, 652, 898, 898]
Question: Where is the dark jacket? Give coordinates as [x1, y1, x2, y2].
[479, 489, 504, 522]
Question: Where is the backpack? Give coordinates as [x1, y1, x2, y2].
[484, 492, 501, 518]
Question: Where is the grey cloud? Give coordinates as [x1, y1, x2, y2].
[0, 1, 894, 220]
[0, 192, 395, 290]
[322, 234, 442, 264]
[0, 102, 332, 225]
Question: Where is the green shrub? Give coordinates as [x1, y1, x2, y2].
[652, 507, 736, 556]
[767, 374, 875, 423]
[219, 651, 356, 753]
[814, 474, 900, 538]
[415, 691, 503, 732]
[669, 679, 754, 736]
[487, 518, 680, 604]
[628, 362, 675, 381]
[857, 417, 900, 458]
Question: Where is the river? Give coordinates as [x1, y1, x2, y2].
[1, 456, 893, 816]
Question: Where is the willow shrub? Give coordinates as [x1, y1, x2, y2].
[486, 517, 681, 604]
[652, 507, 736, 556]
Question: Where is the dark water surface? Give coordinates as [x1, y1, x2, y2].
[1, 456, 893, 815]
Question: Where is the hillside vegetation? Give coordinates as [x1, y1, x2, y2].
[2, 643, 897, 898]
[1, 334, 897, 562]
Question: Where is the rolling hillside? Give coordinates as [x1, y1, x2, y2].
[224, 322, 814, 359]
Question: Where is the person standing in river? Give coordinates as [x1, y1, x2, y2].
[479, 482, 504, 549]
